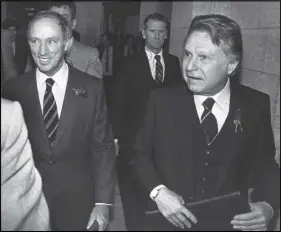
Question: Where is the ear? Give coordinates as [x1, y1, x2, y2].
[141, 28, 146, 39]
[227, 60, 239, 76]
[72, 18, 77, 30]
[64, 37, 74, 53]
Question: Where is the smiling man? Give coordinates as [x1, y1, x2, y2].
[129, 14, 280, 231]
[3, 11, 116, 231]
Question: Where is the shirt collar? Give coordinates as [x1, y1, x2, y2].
[145, 46, 163, 59]
[193, 78, 231, 111]
[36, 61, 69, 89]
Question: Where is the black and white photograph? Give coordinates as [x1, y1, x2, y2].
[1, 1, 280, 231]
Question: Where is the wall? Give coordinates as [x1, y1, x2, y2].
[169, 2, 280, 230]
[74, 2, 104, 47]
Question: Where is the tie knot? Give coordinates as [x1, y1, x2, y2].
[46, 78, 55, 88]
[203, 98, 215, 111]
[154, 55, 161, 61]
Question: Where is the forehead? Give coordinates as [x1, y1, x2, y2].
[29, 17, 63, 38]
[146, 19, 166, 30]
[185, 31, 221, 53]
[50, 5, 72, 17]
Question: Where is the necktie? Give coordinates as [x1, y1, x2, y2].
[201, 98, 218, 145]
[154, 55, 163, 84]
[43, 78, 59, 147]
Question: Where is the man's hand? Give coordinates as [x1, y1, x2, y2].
[154, 187, 197, 229]
[231, 202, 274, 231]
[87, 205, 110, 231]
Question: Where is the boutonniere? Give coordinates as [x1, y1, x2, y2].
[233, 108, 243, 133]
[73, 87, 88, 98]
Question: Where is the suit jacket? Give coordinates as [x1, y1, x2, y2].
[1, 98, 50, 231]
[2, 66, 116, 230]
[67, 40, 103, 79]
[111, 48, 184, 145]
[131, 83, 280, 213]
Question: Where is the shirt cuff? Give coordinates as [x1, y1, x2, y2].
[95, 203, 113, 206]
[149, 185, 166, 200]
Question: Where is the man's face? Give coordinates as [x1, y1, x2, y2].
[28, 17, 70, 76]
[142, 19, 167, 54]
[49, 5, 76, 30]
[182, 31, 237, 96]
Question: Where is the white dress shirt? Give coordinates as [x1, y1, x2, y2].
[145, 47, 165, 81]
[36, 61, 68, 118]
[193, 78, 231, 132]
[36, 62, 110, 206]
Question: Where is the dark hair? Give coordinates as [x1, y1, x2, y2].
[143, 13, 169, 30]
[45, 1, 76, 19]
[2, 17, 18, 30]
[184, 14, 243, 76]
[27, 11, 71, 41]
[100, 31, 115, 43]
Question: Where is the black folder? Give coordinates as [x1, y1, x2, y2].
[145, 191, 250, 231]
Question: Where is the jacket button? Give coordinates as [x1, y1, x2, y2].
[206, 150, 210, 155]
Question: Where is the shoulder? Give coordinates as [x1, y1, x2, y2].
[1, 98, 24, 149]
[234, 84, 270, 107]
[150, 84, 189, 105]
[69, 66, 103, 90]
[74, 41, 99, 57]
[164, 52, 180, 61]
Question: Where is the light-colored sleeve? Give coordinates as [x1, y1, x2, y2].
[1, 99, 50, 231]
[85, 49, 103, 79]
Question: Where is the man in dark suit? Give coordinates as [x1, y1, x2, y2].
[111, 13, 184, 230]
[2, 11, 116, 231]
[130, 14, 280, 231]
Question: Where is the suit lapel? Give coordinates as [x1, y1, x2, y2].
[214, 84, 245, 193]
[139, 49, 155, 85]
[25, 72, 51, 153]
[52, 67, 77, 148]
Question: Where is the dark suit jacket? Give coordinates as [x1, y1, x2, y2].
[2, 66, 116, 230]
[111, 48, 184, 146]
[131, 83, 280, 215]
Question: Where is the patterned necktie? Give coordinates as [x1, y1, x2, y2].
[43, 78, 59, 147]
[154, 55, 163, 84]
[201, 98, 218, 145]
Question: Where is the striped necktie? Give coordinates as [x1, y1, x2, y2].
[43, 78, 59, 147]
[154, 55, 163, 84]
[201, 98, 218, 145]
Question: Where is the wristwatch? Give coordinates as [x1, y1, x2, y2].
[150, 185, 166, 200]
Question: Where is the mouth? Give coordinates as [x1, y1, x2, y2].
[38, 57, 51, 64]
[187, 75, 202, 80]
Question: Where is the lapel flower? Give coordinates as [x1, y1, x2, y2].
[73, 87, 88, 98]
[233, 108, 243, 133]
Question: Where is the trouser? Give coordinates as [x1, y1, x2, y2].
[117, 153, 146, 231]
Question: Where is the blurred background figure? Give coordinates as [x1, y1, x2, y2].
[1, 98, 50, 231]
[98, 31, 116, 110]
[123, 34, 137, 58]
[1, 17, 34, 83]
[46, 1, 103, 79]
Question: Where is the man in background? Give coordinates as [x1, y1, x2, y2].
[1, 98, 50, 231]
[111, 13, 184, 230]
[3, 11, 116, 230]
[46, 1, 103, 79]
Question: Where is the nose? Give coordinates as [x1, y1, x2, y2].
[186, 56, 198, 71]
[155, 31, 160, 39]
[39, 42, 48, 56]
